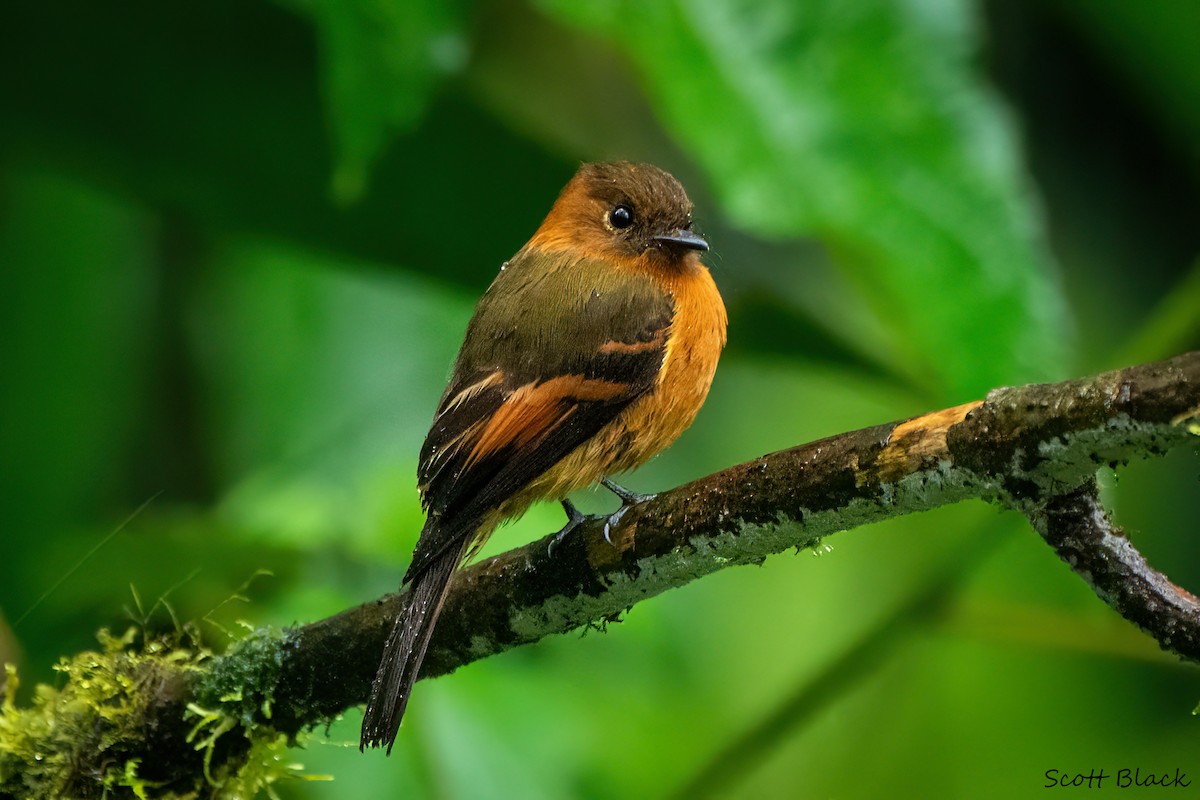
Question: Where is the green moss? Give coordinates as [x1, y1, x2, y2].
[0, 627, 321, 800]
[193, 628, 288, 730]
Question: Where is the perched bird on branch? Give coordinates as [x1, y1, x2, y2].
[361, 161, 727, 752]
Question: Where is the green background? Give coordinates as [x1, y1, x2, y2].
[2, 0, 1198, 797]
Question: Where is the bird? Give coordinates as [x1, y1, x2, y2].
[360, 161, 727, 753]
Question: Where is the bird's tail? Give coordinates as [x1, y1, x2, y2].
[360, 535, 470, 753]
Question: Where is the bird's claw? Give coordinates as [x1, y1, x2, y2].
[600, 477, 656, 506]
[548, 499, 588, 556]
[602, 506, 629, 544]
[598, 477, 656, 544]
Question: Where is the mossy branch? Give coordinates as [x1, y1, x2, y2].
[3, 352, 1199, 798]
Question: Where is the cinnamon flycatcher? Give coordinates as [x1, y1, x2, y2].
[361, 161, 727, 752]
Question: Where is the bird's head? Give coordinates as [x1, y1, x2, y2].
[528, 161, 708, 269]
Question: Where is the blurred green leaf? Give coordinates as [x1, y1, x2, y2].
[278, 0, 470, 202]
[538, 0, 1070, 398]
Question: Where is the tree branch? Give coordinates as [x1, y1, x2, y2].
[4, 352, 1198, 797]
[1028, 480, 1200, 659]
[210, 351, 1200, 735]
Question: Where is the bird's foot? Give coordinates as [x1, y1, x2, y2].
[551, 482, 658, 551]
[599, 478, 657, 543]
[548, 499, 596, 555]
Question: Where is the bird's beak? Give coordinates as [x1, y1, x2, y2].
[653, 229, 709, 252]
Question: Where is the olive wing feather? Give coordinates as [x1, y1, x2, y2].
[405, 252, 672, 581]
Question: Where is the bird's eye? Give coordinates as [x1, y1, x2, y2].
[609, 204, 634, 230]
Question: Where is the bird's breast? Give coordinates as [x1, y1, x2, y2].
[610, 263, 728, 472]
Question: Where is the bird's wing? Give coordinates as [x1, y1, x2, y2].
[404, 251, 672, 581]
